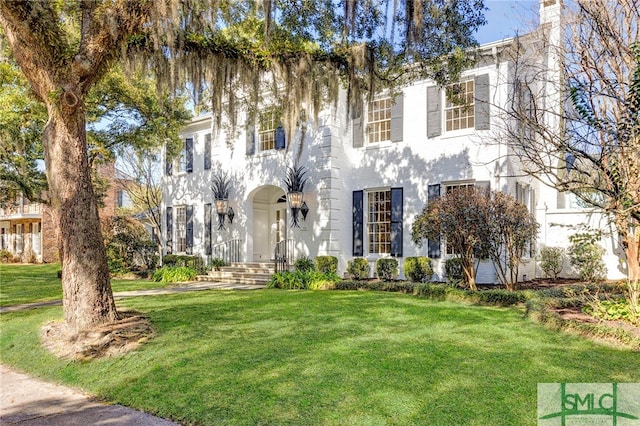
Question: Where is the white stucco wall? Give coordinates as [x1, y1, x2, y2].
[162, 2, 626, 283]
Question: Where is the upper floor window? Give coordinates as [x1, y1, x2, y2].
[445, 80, 475, 132]
[367, 97, 392, 143]
[175, 206, 187, 253]
[368, 189, 392, 254]
[178, 139, 189, 173]
[258, 108, 281, 151]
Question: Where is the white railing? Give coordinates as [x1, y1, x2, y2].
[212, 239, 242, 264]
[0, 203, 43, 218]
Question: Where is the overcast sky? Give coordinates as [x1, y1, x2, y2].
[475, 0, 539, 44]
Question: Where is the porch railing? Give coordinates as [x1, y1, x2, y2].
[212, 239, 242, 264]
[274, 239, 294, 273]
[0, 202, 42, 218]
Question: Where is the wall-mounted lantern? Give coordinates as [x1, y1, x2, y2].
[300, 201, 309, 221]
[283, 164, 309, 228]
[211, 173, 233, 230]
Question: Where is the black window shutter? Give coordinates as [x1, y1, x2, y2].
[275, 125, 286, 149]
[427, 86, 442, 138]
[427, 184, 441, 258]
[166, 206, 173, 254]
[353, 190, 364, 256]
[204, 203, 212, 256]
[390, 94, 404, 142]
[390, 187, 403, 257]
[185, 138, 193, 173]
[165, 147, 173, 176]
[475, 74, 490, 130]
[186, 205, 193, 255]
[204, 134, 211, 170]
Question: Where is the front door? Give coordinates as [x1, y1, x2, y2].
[253, 208, 269, 261]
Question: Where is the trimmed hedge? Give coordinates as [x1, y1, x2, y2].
[347, 258, 370, 280]
[444, 257, 463, 283]
[163, 254, 207, 274]
[334, 281, 527, 307]
[315, 256, 338, 274]
[376, 258, 398, 281]
[267, 270, 341, 290]
[404, 257, 433, 282]
[152, 266, 197, 283]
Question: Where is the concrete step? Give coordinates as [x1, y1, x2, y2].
[217, 266, 275, 274]
[198, 261, 278, 286]
[208, 271, 272, 280]
[196, 275, 269, 286]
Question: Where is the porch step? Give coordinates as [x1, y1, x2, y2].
[197, 261, 276, 286]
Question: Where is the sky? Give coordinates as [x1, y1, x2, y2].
[474, 1, 539, 44]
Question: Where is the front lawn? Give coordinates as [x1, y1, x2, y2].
[0, 263, 169, 307]
[1, 290, 638, 425]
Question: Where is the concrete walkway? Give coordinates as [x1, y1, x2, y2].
[0, 365, 178, 425]
[0, 280, 265, 313]
[0, 280, 264, 424]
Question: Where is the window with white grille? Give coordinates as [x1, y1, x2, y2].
[367, 190, 391, 254]
[367, 97, 391, 143]
[445, 80, 475, 131]
[175, 206, 187, 253]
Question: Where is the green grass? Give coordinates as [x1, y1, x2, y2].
[0, 263, 170, 307]
[1, 290, 638, 425]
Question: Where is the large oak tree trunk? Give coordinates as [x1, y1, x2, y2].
[44, 98, 118, 331]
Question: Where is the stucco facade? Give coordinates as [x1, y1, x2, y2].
[161, 0, 628, 282]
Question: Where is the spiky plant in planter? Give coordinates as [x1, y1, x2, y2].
[283, 165, 308, 227]
[211, 173, 232, 230]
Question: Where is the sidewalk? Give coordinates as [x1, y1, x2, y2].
[0, 280, 264, 424]
[0, 280, 265, 313]
[0, 365, 179, 425]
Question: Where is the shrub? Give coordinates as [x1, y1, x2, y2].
[103, 216, 158, 274]
[347, 258, 370, 280]
[567, 232, 607, 282]
[404, 257, 433, 282]
[210, 258, 227, 271]
[294, 256, 315, 272]
[315, 256, 338, 274]
[267, 270, 340, 290]
[376, 258, 398, 281]
[0, 250, 14, 263]
[538, 247, 565, 280]
[163, 254, 207, 274]
[444, 257, 463, 285]
[152, 266, 197, 283]
[583, 299, 639, 325]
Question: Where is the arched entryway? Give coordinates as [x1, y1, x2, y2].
[251, 185, 288, 261]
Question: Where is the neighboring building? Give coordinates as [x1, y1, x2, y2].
[0, 162, 120, 263]
[161, 0, 627, 282]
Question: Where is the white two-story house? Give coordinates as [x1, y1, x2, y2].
[161, 0, 627, 282]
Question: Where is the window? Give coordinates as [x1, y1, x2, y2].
[175, 206, 187, 253]
[179, 140, 188, 172]
[14, 224, 23, 253]
[446, 182, 475, 194]
[445, 80, 475, 131]
[367, 190, 391, 254]
[258, 108, 281, 151]
[116, 190, 131, 208]
[174, 138, 193, 173]
[367, 97, 392, 143]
